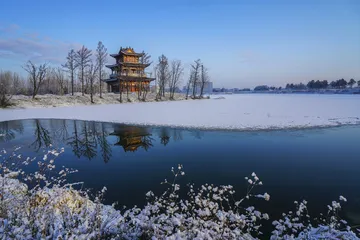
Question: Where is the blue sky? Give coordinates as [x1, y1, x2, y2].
[0, 0, 359, 88]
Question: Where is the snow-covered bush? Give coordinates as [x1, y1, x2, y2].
[271, 197, 359, 239]
[0, 146, 359, 239]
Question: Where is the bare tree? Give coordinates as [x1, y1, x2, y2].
[96, 41, 108, 98]
[87, 61, 99, 103]
[199, 64, 209, 98]
[156, 54, 169, 100]
[75, 46, 92, 96]
[142, 80, 149, 101]
[0, 71, 18, 107]
[54, 67, 67, 95]
[23, 61, 48, 99]
[185, 71, 193, 100]
[138, 51, 152, 101]
[63, 49, 77, 96]
[169, 60, 183, 100]
[191, 59, 201, 98]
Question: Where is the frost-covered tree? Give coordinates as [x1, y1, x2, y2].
[53, 67, 67, 95]
[63, 49, 77, 95]
[169, 59, 183, 100]
[191, 59, 201, 98]
[95, 41, 108, 98]
[156, 54, 169, 100]
[75, 46, 92, 96]
[185, 71, 193, 100]
[138, 51, 152, 101]
[22, 61, 48, 99]
[0, 71, 19, 107]
[86, 61, 99, 103]
[199, 64, 209, 98]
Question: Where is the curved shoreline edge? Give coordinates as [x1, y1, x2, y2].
[1, 117, 360, 133]
[1, 94, 360, 132]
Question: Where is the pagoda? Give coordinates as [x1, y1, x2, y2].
[103, 47, 155, 93]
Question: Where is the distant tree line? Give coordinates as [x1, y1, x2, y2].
[253, 85, 282, 91]
[285, 78, 359, 90]
[253, 78, 359, 92]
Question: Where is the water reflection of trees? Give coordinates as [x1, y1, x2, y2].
[110, 125, 154, 152]
[190, 129, 204, 139]
[0, 120, 24, 142]
[2, 119, 204, 163]
[67, 120, 82, 158]
[158, 127, 171, 146]
[31, 120, 52, 152]
[80, 121, 98, 160]
[50, 119, 69, 143]
[97, 123, 112, 163]
[66, 121, 102, 161]
[172, 129, 183, 142]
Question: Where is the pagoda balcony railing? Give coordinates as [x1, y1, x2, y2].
[110, 72, 153, 78]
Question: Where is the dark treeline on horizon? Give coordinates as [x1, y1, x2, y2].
[252, 78, 359, 92]
[285, 78, 359, 90]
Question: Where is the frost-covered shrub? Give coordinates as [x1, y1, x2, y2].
[120, 167, 269, 239]
[0, 146, 359, 239]
[271, 196, 360, 240]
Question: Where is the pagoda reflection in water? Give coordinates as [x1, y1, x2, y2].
[110, 125, 154, 152]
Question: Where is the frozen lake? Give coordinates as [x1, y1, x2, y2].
[1, 94, 360, 130]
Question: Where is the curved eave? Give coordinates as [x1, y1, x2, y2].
[106, 63, 151, 69]
[105, 64, 118, 69]
[110, 52, 144, 58]
[102, 77, 155, 82]
[119, 62, 150, 67]
[119, 76, 155, 81]
[101, 78, 117, 82]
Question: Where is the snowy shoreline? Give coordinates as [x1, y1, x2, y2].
[1, 94, 360, 131]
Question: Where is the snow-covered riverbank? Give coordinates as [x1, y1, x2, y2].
[1, 94, 359, 130]
[6, 92, 186, 109]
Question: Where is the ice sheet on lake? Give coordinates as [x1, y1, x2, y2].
[0, 94, 359, 130]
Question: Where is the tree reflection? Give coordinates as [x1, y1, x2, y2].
[97, 123, 112, 163]
[0, 120, 24, 142]
[80, 121, 97, 160]
[158, 127, 171, 146]
[1, 119, 198, 163]
[67, 120, 82, 158]
[190, 129, 204, 139]
[110, 125, 154, 152]
[51, 119, 69, 142]
[30, 120, 52, 152]
[172, 129, 183, 142]
[66, 121, 113, 162]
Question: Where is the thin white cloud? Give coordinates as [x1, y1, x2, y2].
[0, 24, 82, 65]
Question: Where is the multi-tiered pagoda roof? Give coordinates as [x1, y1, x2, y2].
[102, 47, 155, 92]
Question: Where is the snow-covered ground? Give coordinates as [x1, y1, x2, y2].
[1, 94, 360, 130]
[7, 92, 186, 108]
